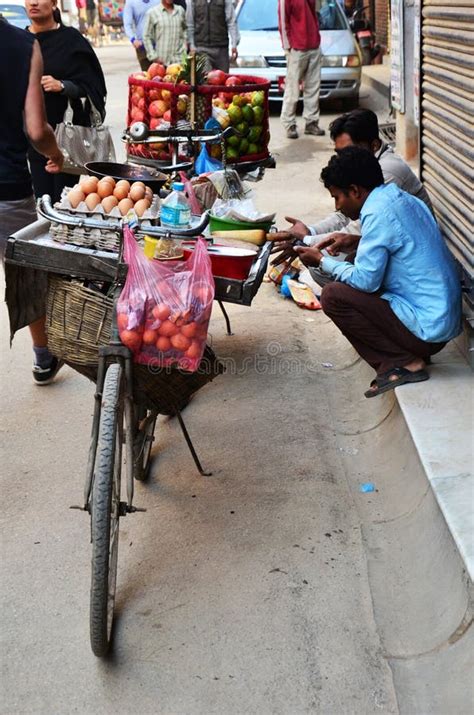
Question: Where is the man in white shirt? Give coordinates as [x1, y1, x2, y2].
[271, 109, 433, 278]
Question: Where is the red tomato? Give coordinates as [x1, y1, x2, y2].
[181, 321, 198, 338]
[153, 303, 171, 321]
[142, 329, 157, 345]
[170, 333, 191, 352]
[159, 320, 179, 337]
[185, 340, 203, 359]
[156, 335, 171, 352]
[120, 329, 142, 351]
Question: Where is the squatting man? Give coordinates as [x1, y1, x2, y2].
[271, 147, 461, 398]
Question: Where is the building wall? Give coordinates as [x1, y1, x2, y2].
[374, 0, 389, 49]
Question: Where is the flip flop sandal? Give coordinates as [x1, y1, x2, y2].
[364, 367, 429, 398]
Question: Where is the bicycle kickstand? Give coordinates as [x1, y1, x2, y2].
[175, 410, 212, 476]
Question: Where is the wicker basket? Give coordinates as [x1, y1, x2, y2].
[46, 276, 113, 365]
[46, 275, 224, 412]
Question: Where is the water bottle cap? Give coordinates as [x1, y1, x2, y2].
[172, 182, 184, 191]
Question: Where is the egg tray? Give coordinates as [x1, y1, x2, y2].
[56, 189, 161, 221]
[50, 221, 122, 252]
[49, 191, 161, 252]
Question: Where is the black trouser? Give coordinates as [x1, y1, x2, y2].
[28, 147, 75, 203]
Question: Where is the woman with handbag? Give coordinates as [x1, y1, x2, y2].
[26, 0, 109, 202]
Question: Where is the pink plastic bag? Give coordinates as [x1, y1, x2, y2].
[117, 226, 214, 372]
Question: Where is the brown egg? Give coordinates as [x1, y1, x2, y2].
[97, 179, 115, 198]
[118, 198, 134, 216]
[113, 184, 129, 201]
[101, 175, 116, 185]
[129, 182, 146, 202]
[116, 179, 130, 193]
[144, 186, 153, 202]
[85, 192, 101, 211]
[101, 195, 119, 213]
[67, 188, 85, 208]
[133, 198, 151, 217]
[80, 176, 99, 195]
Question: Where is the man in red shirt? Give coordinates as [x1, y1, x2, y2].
[278, 0, 325, 139]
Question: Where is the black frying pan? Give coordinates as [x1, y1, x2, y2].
[84, 162, 169, 193]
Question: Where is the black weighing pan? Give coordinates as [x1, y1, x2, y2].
[84, 162, 169, 193]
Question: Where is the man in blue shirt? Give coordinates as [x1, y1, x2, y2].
[293, 147, 461, 398]
[123, 0, 167, 70]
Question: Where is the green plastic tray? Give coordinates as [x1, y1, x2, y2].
[209, 214, 274, 233]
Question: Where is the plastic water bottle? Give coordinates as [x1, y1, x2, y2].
[160, 182, 191, 229]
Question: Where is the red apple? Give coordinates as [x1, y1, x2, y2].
[149, 99, 167, 118]
[148, 62, 166, 80]
[207, 69, 228, 86]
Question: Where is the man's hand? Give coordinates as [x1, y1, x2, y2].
[269, 216, 310, 243]
[294, 245, 323, 267]
[270, 240, 298, 265]
[230, 47, 238, 62]
[41, 75, 62, 93]
[317, 232, 361, 255]
[45, 150, 64, 174]
[133, 39, 143, 49]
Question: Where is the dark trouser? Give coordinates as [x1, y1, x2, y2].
[28, 147, 76, 203]
[320, 282, 446, 374]
[135, 46, 151, 71]
[195, 45, 229, 73]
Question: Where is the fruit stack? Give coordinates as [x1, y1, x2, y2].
[126, 59, 270, 165]
[127, 60, 190, 162]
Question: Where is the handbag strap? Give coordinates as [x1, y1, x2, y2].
[62, 96, 103, 128]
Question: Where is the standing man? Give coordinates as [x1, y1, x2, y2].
[143, 0, 187, 66]
[278, 0, 325, 139]
[186, 0, 240, 73]
[0, 19, 64, 384]
[123, 0, 163, 71]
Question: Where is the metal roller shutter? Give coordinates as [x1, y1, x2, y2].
[421, 0, 474, 317]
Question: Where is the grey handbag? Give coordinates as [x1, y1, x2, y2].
[55, 97, 116, 175]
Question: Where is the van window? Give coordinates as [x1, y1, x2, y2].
[238, 0, 347, 32]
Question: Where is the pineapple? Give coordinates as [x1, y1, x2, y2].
[178, 54, 209, 127]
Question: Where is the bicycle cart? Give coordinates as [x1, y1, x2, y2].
[5, 201, 271, 657]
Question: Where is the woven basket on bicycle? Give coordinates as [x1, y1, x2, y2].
[46, 275, 224, 415]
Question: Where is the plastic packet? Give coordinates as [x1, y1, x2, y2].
[117, 226, 215, 371]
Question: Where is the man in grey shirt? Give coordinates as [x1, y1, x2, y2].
[271, 109, 433, 273]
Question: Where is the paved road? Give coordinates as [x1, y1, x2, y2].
[0, 46, 397, 714]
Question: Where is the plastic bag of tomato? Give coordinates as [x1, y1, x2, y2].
[117, 226, 215, 372]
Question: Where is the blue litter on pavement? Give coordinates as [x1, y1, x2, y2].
[359, 482, 376, 493]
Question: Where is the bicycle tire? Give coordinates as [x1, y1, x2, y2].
[134, 410, 157, 482]
[90, 363, 123, 657]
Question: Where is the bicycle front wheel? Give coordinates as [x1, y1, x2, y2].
[90, 362, 123, 657]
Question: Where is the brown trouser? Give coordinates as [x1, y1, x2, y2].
[320, 282, 446, 374]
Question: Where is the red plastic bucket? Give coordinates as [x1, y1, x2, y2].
[182, 245, 255, 280]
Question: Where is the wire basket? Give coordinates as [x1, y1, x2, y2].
[46, 276, 113, 365]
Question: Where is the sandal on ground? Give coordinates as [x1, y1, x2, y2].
[364, 367, 429, 399]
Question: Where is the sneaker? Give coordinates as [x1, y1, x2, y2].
[32, 357, 64, 386]
[305, 122, 325, 136]
[286, 125, 298, 139]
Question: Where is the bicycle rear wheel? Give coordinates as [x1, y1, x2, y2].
[90, 362, 123, 657]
